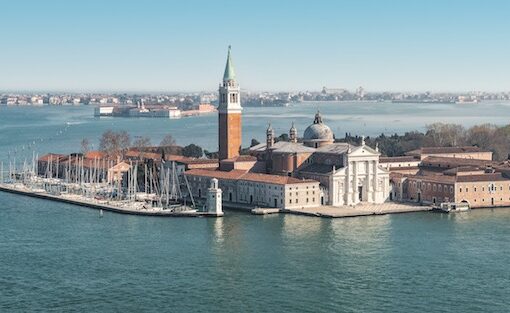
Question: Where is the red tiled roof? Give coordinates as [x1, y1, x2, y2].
[177, 158, 219, 165]
[408, 172, 509, 184]
[222, 155, 257, 162]
[420, 146, 486, 154]
[456, 173, 509, 182]
[421, 156, 494, 168]
[443, 166, 484, 175]
[84, 151, 106, 159]
[407, 146, 489, 156]
[185, 169, 318, 185]
[125, 150, 163, 161]
[38, 153, 68, 162]
[407, 174, 457, 184]
[141, 152, 162, 160]
[163, 155, 186, 161]
[125, 150, 141, 157]
[379, 156, 419, 163]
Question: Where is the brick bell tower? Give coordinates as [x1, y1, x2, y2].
[218, 46, 242, 161]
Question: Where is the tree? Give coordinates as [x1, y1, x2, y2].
[250, 138, 260, 147]
[80, 138, 91, 154]
[492, 125, 510, 160]
[133, 136, 152, 149]
[425, 123, 466, 147]
[99, 130, 131, 158]
[275, 133, 289, 143]
[160, 134, 176, 147]
[182, 144, 203, 158]
[204, 150, 219, 159]
[465, 124, 496, 150]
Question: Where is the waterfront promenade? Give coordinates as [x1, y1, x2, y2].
[1, 183, 431, 219]
[230, 200, 432, 218]
[283, 202, 432, 218]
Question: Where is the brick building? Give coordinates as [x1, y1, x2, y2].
[386, 146, 510, 208]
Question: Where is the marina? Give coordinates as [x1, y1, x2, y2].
[0, 153, 224, 218]
[0, 183, 220, 217]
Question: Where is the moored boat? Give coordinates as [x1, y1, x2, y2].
[433, 202, 470, 213]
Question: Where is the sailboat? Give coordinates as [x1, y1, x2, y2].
[154, 160, 196, 212]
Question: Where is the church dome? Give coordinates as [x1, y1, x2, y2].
[303, 112, 334, 142]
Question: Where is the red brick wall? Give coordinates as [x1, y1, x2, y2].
[219, 112, 242, 160]
[406, 178, 455, 204]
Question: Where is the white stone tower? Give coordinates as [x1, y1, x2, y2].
[289, 122, 297, 143]
[206, 178, 223, 216]
[266, 123, 274, 148]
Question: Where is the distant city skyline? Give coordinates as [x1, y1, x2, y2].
[1, 0, 509, 92]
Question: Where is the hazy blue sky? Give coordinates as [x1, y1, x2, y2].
[1, 0, 509, 92]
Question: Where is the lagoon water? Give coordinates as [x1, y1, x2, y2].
[1, 102, 510, 312]
[2, 100, 510, 161]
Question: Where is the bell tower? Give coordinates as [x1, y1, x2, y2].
[266, 123, 274, 148]
[218, 46, 242, 161]
[289, 122, 297, 143]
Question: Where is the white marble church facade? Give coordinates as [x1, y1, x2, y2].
[327, 145, 390, 206]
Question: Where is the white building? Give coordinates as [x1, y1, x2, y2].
[250, 112, 391, 206]
[185, 169, 321, 210]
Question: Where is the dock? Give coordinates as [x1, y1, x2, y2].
[0, 184, 223, 217]
[251, 208, 280, 215]
[282, 203, 432, 218]
[222, 198, 431, 218]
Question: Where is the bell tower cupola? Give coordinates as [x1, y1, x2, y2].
[289, 122, 297, 143]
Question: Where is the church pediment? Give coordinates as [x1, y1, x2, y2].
[348, 145, 380, 157]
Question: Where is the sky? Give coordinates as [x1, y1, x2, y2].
[1, 0, 509, 92]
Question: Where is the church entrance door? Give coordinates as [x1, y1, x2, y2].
[358, 186, 363, 202]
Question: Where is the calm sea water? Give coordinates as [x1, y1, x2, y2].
[1, 102, 510, 312]
[2, 100, 510, 162]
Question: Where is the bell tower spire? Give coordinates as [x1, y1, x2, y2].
[223, 45, 236, 82]
[218, 46, 243, 162]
